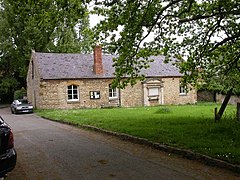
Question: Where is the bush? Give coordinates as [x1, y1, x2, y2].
[155, 107, 171, 114]
[14, 87, 27, 100]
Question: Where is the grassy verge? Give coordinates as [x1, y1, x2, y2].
[36, 103, 240, 164]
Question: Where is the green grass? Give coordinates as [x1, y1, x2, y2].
[36, 103, 240, 164]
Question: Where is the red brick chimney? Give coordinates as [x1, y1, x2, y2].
[93, 45, 104, 75]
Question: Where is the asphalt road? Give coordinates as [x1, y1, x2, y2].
[0, 107, 239, 180]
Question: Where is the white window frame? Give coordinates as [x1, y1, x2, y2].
[67, 85, 79, 101]
[90, 91, 100, 99]
[179, 85, 187, 95]
[109, 84, 118, 99]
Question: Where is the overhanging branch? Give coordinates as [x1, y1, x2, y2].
[94, 0, 119, 6]
[135, 0, 182, 54]
[209, 33, 240, 52]
[179, 10, 239, 23]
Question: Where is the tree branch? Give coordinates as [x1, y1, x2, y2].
[201, 16, 224, 56]
[224, 53, 240, 75]
[179, 10, 239, 23]
[94, 0, 119, 6]
[135, 0, 182, 53]
[178, 0, 194, 17]
[209, 33, 240, 52]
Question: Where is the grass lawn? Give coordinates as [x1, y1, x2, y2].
[36, 103, 240, 164]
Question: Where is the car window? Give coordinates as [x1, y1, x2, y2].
[21, 100, 28, 104]
[16, 99, 29, 105]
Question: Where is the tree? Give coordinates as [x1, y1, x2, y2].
[92, 0, 240, 119]
[46, 6, 94, 53]
[0, 0, 93, 101]
[14, 87, 27, 100]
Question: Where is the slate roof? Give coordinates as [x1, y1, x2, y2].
[35, 52, 182, 80]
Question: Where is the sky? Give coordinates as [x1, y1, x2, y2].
[89, 14, 103, 28]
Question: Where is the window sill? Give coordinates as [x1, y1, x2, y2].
[179, 93, 187, 96]
[109, 97, 118, 101]
[148, 96, 159, 101]
[67, 100, 80, 103]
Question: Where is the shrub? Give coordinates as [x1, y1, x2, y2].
[155, 107, 171, 114]
[14, 87, 27, 100]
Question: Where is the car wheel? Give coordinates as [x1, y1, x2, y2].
[11, 108, 14, 114]
[14, 109, 18, 114]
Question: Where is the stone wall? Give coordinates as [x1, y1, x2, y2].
[27, 51, 41, 108]
[197, 90, 215, 102]
[216, 94, 240, 105]
[32, 77, 197, 109]
[163, 77, 197, 105]
[120, 82, 143, 107]
[37, 79, 112, 109]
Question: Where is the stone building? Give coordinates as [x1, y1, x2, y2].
[27, 46, 197, 109]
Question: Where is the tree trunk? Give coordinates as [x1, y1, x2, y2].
[213, 91, 217, 102]
[215, 88, 233, 121]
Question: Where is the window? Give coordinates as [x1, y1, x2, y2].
[148, 87, 159, 96]
[109, 84, 118, 99]
[179, 85, 187, 95]
[67, 85, 79, 101]
[90, 91, 100, 99]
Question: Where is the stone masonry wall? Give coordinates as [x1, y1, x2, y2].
[29, 76, 197, 109]
[27, 60, 33, 105]
[27, 52, 41, 108]
[120, 82, 143, 107]
[163, 77, 197, 105]
[37, 79, 145, 109]
[216, 94, 240, 105]
[38, 79, 112, 109]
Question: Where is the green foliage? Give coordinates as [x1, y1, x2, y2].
[14, 87, 27, 100]
[37, 103, 240, 164]
[92, 0, 240, 90]
[0, 0, 94, 96]
[155, 107, 171, 114]
[0, 76, 19, 94]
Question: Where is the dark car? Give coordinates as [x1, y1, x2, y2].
[11, 99, 33, 114]
[0, 116, 17, 178]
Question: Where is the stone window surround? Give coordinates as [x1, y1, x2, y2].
[143, 78, 164, 106]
